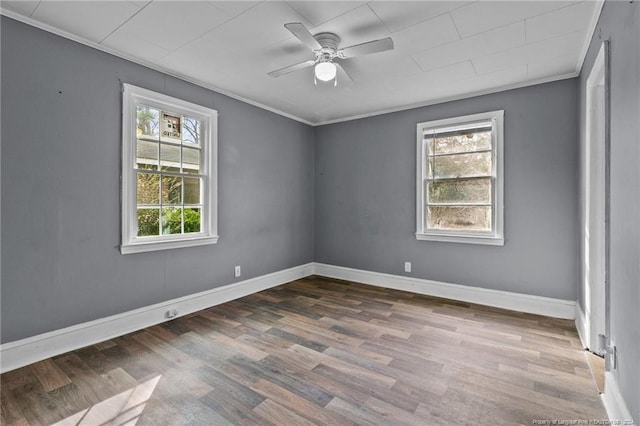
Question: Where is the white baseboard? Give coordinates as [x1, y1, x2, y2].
[575, 302, 589, 349]
[0, 263, 313, 373]
[602, 372, 636, 423]
[312, 263, 576, 319]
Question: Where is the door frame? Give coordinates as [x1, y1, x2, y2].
[583, 41, 610, 360]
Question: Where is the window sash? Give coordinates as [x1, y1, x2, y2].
[424, 130, 495, 232]
[135, 112, 206, 237]
[121, 84, 218, 254]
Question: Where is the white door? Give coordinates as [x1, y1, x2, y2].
[584, 43, 607, 357]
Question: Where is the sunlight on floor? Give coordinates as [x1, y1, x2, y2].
[51, 375, 161, 426]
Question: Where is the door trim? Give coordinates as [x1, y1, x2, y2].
[582, 41, 610, 361]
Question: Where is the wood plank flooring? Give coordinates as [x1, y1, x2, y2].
[1, 276, 608, 425]
[586, 351, 605, 394]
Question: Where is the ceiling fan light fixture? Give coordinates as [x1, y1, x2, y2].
[315, 62, 337, 82]
[269, 23, 394, 85]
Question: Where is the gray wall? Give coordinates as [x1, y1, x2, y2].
[578, 1, 640, 422]
[315, 79, 579, 301]
[0, 17, 315, 343]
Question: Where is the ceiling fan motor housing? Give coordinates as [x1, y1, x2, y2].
[314, 32, 340, 61]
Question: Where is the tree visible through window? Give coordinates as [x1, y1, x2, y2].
[121, 84, 218, 254]
[416, 111, 504, 245]
[135, 106, 203, 237]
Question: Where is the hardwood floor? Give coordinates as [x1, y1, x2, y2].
[1, 276, 607, 425]
[585, 351, 605, 394]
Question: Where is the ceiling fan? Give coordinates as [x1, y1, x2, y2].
[268, 23, 394, 86]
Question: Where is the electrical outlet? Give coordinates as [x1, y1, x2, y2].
[404, 262, 412, 273]
[234, 265, 241, 278]
[166, 308, 178, 319]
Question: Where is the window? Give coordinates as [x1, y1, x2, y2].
[416, 110, 504, 245]
[121, 84, 218, 254]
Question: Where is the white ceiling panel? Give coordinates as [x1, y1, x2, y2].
[1, 1, 40, 17]
[376, 64, 527, 111]
[369, 1, 470, 33]
[102, 27, 171, 63]
[413, 22, 525, 72]
[419, 60, 477, 85]
[451, 1, 577, 38]
[374, 61, 476, 101]
[472, 30, 585, 75]
[203, 2, 309, 54]
[446, 64, 529, 98]
[130, 1, 151, 8]
[527, 51, 581, 81]
[157, 36, 241, 82]
[310, 4, 389, 49]
[208, 1, 260, 17]
[111, 1, 230, 52]
[31, 1, 141, 43]
[526, 1, 596, 43]
[424, 65, 529, 104]
[287, 1, 365, 26]
[339, 52, 422, 83]
[1, 1, 601, 125]
[391, 13, 460, 52]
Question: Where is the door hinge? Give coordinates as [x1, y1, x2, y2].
[598, 333, 617, 369]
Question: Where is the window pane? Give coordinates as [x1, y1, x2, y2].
[137, 106, 159, 140]
[161, 176, 182, 205]
[160, 111, 182, 142]
[137, 173, 160, 205]
[137, 208, 159, 236]
[428, 178, 491, 204]
[184, 207, 201, 233]
[429, 152, 491, 179]
[182, 147, 201, 174]
[160, 143, 181, 172]
[184, 177, 200, 204]
[182, 117, 200, 145]
[428, 130, 492, 155]
[162, 208, 182, 235]
[136, 139, 158, 170]
[427, 206, 491, 231]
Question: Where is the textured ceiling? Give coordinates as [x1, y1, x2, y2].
[1, 1, 602, 125]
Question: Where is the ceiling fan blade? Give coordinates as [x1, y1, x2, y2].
[284, 23, 323, 51]
[335, 62, 354, 84]
[268, 59, 317, 78]
[339, 37, 394, 59]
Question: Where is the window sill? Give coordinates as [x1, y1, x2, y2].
[121, 235, 219, 254]
[415, 232, 504, 246]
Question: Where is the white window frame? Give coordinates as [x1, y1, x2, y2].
[121, 83, 218, 254]
[416, 110, 504, 246]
